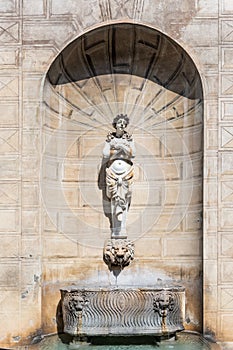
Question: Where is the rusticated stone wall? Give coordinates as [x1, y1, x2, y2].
[0, 0, 232, 347]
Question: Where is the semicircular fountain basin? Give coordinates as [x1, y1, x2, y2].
[23, 331, 220, 350]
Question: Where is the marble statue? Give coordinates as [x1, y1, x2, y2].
[102, 114, 135, 238]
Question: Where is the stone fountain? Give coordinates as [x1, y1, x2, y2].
[60, 115, 185, 340]
[60, 285, 185, 337]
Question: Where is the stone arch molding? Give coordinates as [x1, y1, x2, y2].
[42, 22, 203, 248]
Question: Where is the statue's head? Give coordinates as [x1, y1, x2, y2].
[112, 114, 129, 130]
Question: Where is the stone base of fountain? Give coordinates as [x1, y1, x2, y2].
[60, 286, 185, 337]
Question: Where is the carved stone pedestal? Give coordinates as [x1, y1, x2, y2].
[60, 286, 185, 337]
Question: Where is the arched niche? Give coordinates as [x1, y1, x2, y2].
[42, 23, 203, 331]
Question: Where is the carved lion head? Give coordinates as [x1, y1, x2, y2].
[103, 239, 134, 268]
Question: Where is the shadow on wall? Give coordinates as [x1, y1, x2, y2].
[47, 23, 202, 101]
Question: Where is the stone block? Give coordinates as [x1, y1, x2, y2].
[204, 180, 218, 206]
[0, 48, 19, 68]
[134, 135, 161, 157]
[221, 181, 233, 203]
[0, 209, 19, 232]
[221, 74, 233, 97]
[23, 103, 40, 129]
[182, 154, 202, 179]
[221, 126, 233, 148]
[43, 131, 78, 158]
[22, 130, 40, 155]
[21, 261, 41, 286]
[204, 233, 217, 260]
[79, 182, 102, 208]
[164, 235, 201, 257]
[0, 129, 19, 154]
[79, 136, 105, 158]
[222, 48, 233, 71]
[204, 260, 217, 285]
[22, 156, 40, 180]
[0, 102, 19, 127]
[221, 100, 233, 121]
[0, 156, 19, 180]
[23, 76, 43, 101]
[221, 20, 233, 43]
[22, 210, 39, 234]
[142, 208, 183, 233]
[0, 75, 19, 98]
[19, 307, 41, 337]
[63, 160, 99, 182]
[43, 210, 58, 232]
[220, 152, 233, 176]
[20, 308, 41, 341]
[142, 159, 182, 181]
[0, 182, 19, 205]
[203, 312, 217, 339]
[0, 291, 19, 313]
[59, 210, 101, 236]
[220, 261, 233, 283]
[22, 182, 39, 207]
[21, 237, 40, 258]
[220, 208, 233, 231]
[0, 235, 19, 257]
[50, 0, 84, 15]
[0, 0, 19, 15]
[132, 182, 161, 207]
[220, 287, 233, 310]
[194, 47, 218, 72]
[195, 0, 218, 17]
[66, 141, 79, 158]
[0, 263, 19, 287]
[124, 209, 144, 239]
[42, 158, 59, 181]
[135, 238, 162, 257]
[164, 181, 202, 206]
[221, 233, 233, 258]
[42, 259, 102, 284]
[183, 209, 202, 232]
[0, 313, 20, 342]
[221, 0, 233, 14]
[204, 155, 217, 178]
[206, 128, 218, 150]
[63, 185, 80, 208]
[23, 0, 46, 16]
[43, 237, 78, 258]
[204, 285, 218, 312]
[204, 74, 219, 98]
[220, 314, 233, 341]
[205, 101, 218, 124]
[78, 243, 102, 259]
[0, 21, 20, 44]
[163, 128, 202, 156]
[204, 208, 217, 233]
[41, 183, 66, 208]
[23, 21, 77, 48]
[181, 19, 218, 47]
[23, 48, 56, 72]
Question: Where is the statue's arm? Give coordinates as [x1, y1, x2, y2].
[103, 141, 110, 158]
[130, 140, 136, 158]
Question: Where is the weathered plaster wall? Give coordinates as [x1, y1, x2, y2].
[0, 0, 231, 346]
